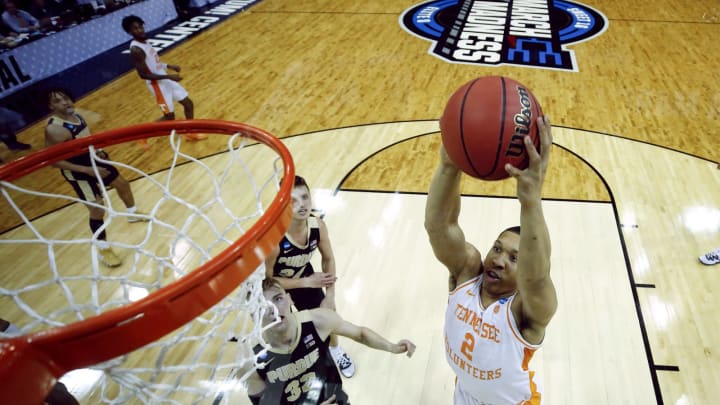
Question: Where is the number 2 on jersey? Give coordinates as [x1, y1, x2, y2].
[460, 332, 475, 361]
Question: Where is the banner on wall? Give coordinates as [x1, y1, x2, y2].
[0, 0, 178, 98]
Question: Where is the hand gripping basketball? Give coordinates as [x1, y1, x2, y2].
[504, 115, 553, 204]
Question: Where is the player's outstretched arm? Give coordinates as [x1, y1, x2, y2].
[505, 116, 557, 338]
[425, 145, 482, 287]
[312, 308, 416, 357]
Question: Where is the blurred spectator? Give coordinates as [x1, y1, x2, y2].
[2, 0, 41, 34]
[0, 26, 20, 48]
[0, 106, 31, 150]
[74, 0, 103, 21]
[173, 0, 192, 21]
[49, 0, 79, 27]
[29, 0, 63, 30]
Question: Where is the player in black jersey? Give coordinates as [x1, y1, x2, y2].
[44, 90, 148, 267]
[244, 278, 416, 405]
[264, 175, 355, 377]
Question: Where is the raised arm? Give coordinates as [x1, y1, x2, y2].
[129, 47, 180, 82]
[312, 308, 415, 357]
[505, 116, 557, 341]
[424, 145, 482, 287]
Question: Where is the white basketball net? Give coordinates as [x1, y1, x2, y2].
[0, 131, 285, 404]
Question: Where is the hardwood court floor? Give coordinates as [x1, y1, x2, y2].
[2, 1, 719, 404]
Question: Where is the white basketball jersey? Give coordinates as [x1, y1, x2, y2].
[130, 40, 166, 79]
[444, 275, 542, 405]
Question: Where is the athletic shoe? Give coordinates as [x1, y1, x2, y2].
[699, 248, 720, 265]
[98, 247, 122, 267]
[330, 346, 355, 378]
[127, 210, 150, 223]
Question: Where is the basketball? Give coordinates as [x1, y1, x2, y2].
[439, 76, 543, 180]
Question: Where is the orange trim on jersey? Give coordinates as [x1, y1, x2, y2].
[505, 295, 542, 349]
[448, 275, 481, 297]
[521, 347, 535, 371]
[516, 370, 542, 404]
[150, 80, 171, 114]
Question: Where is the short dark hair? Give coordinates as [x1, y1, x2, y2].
[501, 226, 521, 236]
[294, 175, 309, 189]
[262, 277, 284, 292]
[121, 15, 144, 33]
[46, 88, 74, 105]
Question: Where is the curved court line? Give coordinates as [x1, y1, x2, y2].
[284, 119, 716, 164]
[334, 130, 609, 203]
[553, 143, 669, 405]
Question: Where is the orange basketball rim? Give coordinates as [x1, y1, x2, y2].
[0, 120, 294, 404]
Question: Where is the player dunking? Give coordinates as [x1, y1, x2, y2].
[243, 278, 416, 405]
[45, 90, 149, 267]
[121, 15, 205, 142]
[424, 116, 557, 404]
[264, 175, 355, 378]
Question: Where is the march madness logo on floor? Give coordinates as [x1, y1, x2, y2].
[400, 0, 607, 71]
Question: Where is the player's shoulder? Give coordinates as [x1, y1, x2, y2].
[454, 243, 483, 285]
[129, 43, 146, 56]
[45, 117, 68, 135]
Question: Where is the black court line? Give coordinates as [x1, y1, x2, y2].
[655, 365, 681, 372]
[254, 11, 400, 15]
[635, 284, 656, 288]
[339, 187, 612, 205]
[609, 18, 719, 25]
[284, 120, 714, 165]
[553, 124, 717, 164]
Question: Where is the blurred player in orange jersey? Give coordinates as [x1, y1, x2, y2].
[121, 15, 205, 145]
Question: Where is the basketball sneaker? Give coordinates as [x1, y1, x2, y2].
[98, 247, 122, 267]
[329, 346, 355, 378]
[699, 248, 720, 265]
[127, 210, 150, 223]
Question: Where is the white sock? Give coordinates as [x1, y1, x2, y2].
[97, 241, 110, 250]
[329, 345, 342, 356]
[126, 206, 137, 214]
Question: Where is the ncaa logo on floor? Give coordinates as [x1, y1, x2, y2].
[400, 0, 608, 71]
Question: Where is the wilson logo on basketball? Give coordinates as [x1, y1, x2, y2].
[506, 87, 533, 158]
[400, 0, 608, 71]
